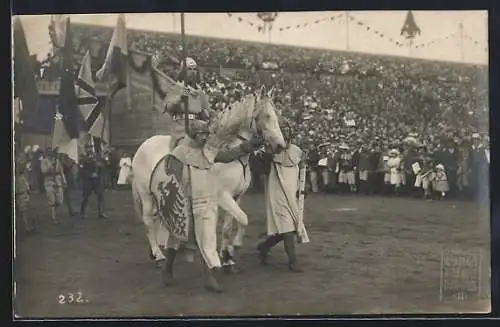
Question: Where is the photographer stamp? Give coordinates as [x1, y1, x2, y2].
[439, 247, 482, 302]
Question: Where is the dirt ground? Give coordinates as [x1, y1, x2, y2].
[13, 190, 491, 317]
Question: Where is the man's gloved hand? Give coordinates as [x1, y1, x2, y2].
[240, 135, 265, 153]
[249, 134, 265, 149]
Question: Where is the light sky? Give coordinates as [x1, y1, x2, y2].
[17, 11, 488, 65]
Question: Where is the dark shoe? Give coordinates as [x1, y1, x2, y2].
[161, 248, 177, 286]
[256, 234, 283, 265]
[256, 243, 269, 265]
[288, 261, 304, 273]
[99, 213, 109, 220]
[283, 232, 303, 273]
[222, 263, 240, 274]
[204, 267, 223, 293]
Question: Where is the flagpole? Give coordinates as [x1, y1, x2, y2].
[458, 21, 464, 62]
[345, 11, 350, 51]
[180, 12, 189, 135]
[101, 94, 112, 147]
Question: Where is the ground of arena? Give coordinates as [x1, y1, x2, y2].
[14, 190, 491, 317]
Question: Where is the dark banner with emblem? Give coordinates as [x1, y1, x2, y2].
[151, 155, 191, 242]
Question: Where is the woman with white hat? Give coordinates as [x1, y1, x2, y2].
[387, 149, 403, 195]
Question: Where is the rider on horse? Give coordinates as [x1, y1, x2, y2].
[162, 57, 213, 149]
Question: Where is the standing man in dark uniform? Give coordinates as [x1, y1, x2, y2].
[79, 143, 108, 219]
[470, 133, 489, 202]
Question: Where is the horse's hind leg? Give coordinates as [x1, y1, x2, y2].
[142, 195, 166, 266]
[132, 183, 155, 260]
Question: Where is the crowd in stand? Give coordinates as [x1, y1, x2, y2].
[32, 25, 489, 202]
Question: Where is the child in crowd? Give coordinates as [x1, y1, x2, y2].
[414, 153, 434, 199]
[433, 164, 449, 200]
[387, 149, 403, 195]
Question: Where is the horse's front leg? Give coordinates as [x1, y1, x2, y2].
[218, 191, 247, 273]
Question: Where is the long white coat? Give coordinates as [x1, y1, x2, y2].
[265, 144, 308, 239]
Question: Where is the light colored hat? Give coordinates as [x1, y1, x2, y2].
[180, 57, 197, 70]
[32, 144, 40, 152]
[472, 133, 481, 139]
[339, 143, 349, 150]
[389, 149, 399, 155]
[24, 145, 31, 153]
[403, 136, 419, 147]
[436, 164, 445, 170]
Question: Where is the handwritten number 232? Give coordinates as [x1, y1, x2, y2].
[58, 292, 84, 304]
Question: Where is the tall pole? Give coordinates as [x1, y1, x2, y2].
[180, 13, 189, 135]
[268, 26, 271, 43]
[172, 13, 176, 33]
[458, 21, 464, 61]
[409, 38, 413, 57]
[345, 11, 350, 51]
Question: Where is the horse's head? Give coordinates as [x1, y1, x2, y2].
[214, 86, 286, 153]
[247, 85, 286, 154]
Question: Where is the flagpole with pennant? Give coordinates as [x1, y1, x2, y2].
[400, 11, 421, 58]
[180, 13, 189, 135]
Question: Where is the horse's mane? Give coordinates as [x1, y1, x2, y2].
[209, 93, 257, 142]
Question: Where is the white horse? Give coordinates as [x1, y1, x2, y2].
[130, 86, 285, 266]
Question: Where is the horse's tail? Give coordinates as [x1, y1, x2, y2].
[131, 178, 143, 222]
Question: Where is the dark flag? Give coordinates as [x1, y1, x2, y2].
[400, 10, 421, 39]
[13, 17, 39, 123]
[53, 17, 80, 163]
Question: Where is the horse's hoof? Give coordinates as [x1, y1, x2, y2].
[204, 284, 223, 293]
[155, 259, 166, 269]
[223, 265, 240, 274]
[149, 249, 155, 260]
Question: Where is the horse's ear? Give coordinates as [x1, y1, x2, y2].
[259, 85, 267, 98]
[267, 86, 275, 99]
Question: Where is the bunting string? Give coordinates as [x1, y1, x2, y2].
[226, 13, 262, 33]
[277, 13, 345, 32]
[226, 12, 487, 54]
[463, 33, 488, 52]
